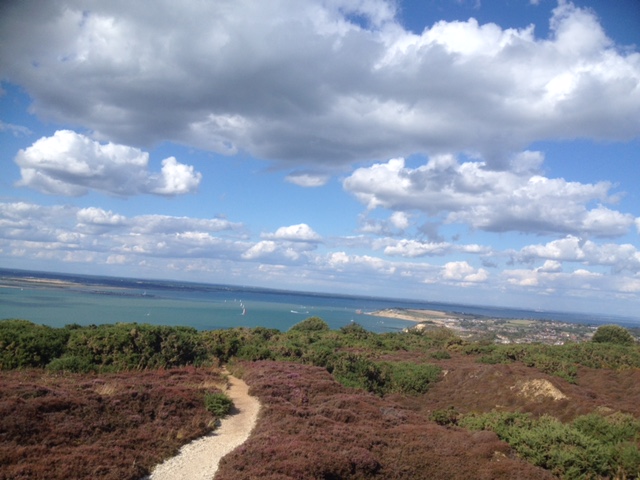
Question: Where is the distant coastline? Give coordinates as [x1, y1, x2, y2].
[368, 308, 456, 324]
[1, 267, 638, 330]
[0, 276, 81, 289]
[0, 274, 155, 298]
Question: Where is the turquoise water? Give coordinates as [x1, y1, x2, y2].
[0, 278, 416, 332]
[1, 269, 637, 332]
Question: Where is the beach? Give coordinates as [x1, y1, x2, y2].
[368, 308, 456, 325]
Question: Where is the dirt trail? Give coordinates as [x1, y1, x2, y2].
[145, 374, 260, 480]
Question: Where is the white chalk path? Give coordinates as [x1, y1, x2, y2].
[144, 375, 260, 480]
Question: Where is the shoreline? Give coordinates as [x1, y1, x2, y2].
[0, 276, 84, 289]
[367, 308, 456, 324]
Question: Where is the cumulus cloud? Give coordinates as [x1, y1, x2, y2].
[343, 155, 635, 237]
[263, 224, 322, 242]
[0, 201, 243, 262]
[382, 238, 491, 258]
[441, 261, 488, 284]
[517, 236, 640, 273]
[1, 199, 639, 308]
[242, 224, 321, 262]
[242, 241, 278, 260]
[358, 211, 413, 236]
[325, 251, 398, 275]
[504, 267, 604, 291]
[1, 1, 638, 168]
[77, 207, 126, 226]
[151, 157, 202, 195]
[14, 130, 201, 197]
[384, 239, 450, 257]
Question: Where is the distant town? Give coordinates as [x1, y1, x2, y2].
[369, 308, 639, 345]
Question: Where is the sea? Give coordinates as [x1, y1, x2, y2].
[0, 268, 637, 333]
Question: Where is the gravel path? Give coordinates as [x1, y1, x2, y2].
[144, 375, 260, 480]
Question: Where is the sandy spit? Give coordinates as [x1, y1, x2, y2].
[144, 375, 260, 480]
[368, 308, 451, 323]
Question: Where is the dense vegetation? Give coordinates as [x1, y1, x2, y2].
[1, 317, 639, 479]
[0, 367, 227, 480]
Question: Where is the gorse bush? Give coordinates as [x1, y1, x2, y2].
[476, 340, 640, 383]
[64, 323, 205, 370]
[592, 324, 636, 346]
[383, 361, 441, 395]
[330, 352, 388, 394]
[289, 316, 330, 332]
[0, 320, 70, 369]
[46, 354, 96, 373]
[0, 320, 207, 372]
[204, 392, 234, 417]
[459, 411, 640, 479]
[430, 406, 460, 426]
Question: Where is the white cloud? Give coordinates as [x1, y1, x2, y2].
[241, 224, 321, 263]
[1, 1, 638, 168]
[242, 241, 277, 260]
[106, 254, 128, 265]
[384, 239, 450, 257]
[263, 224, 322, 242]
[389, 211, 410, 230]
[1, 198, 639, 311]
[285, 172, 331, 187]
[77, 207, 126, 226]
[0, 201, 244, 263]
[441, 261, 488, 283]
[504, 266, 604, 291]
[14, 130, 201, 197]
[344, 155, 635, 237]
[0, 120, 32, 137]
[324, 251, 397, 275]
[537, 260, 562, 273]
[517, 236, 640, 273]
[357, 210, 413, 236]
[130, 215, 238, 235]
[151, 157, 202, 195]
[518, 235, 586, 262]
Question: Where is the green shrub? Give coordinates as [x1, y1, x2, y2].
[339, 322, 371, 340]
[46, 355, 96, 373]
[331, 353, 387, 394]
[384, 362, 441, 395]
[459, 411, 640, 479]
[430, 407, 460, 426]
[204, 392, 234, 417]
[592, 325, 635, 346]
[301, 339, 340, 368]
[572, 412, 640, 445]
[0, 319, 70, 369]
[65, 323, 204, 371]
[430, 350, 451, 360]
[289, 317, 330, 332]
[200, 329, 241, 363]
[424, 327, 461, 347]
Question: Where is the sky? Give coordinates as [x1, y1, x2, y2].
[1, 0, 639, 318]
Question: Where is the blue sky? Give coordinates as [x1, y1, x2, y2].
[1, 0, 639, 318]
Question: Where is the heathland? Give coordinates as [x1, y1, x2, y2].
[1, 317, 640, 479]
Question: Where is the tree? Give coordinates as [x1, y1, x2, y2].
[591, 325, 635, 346]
